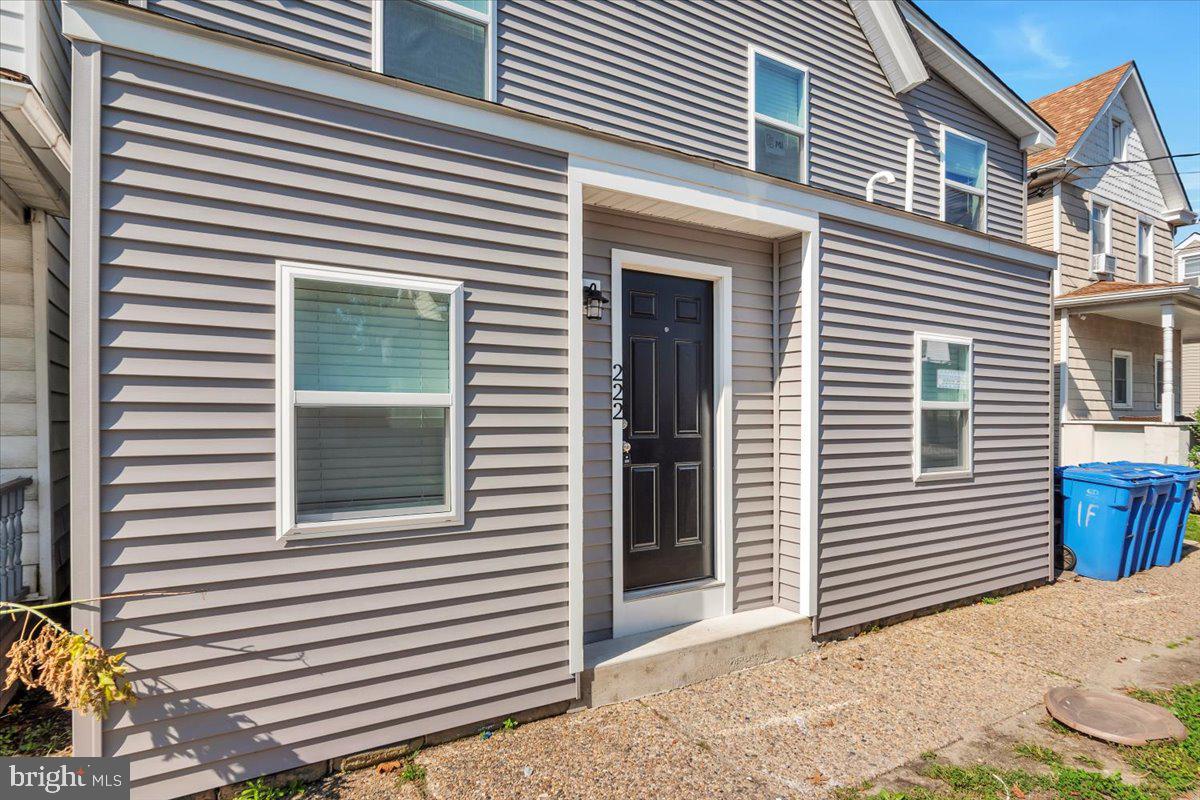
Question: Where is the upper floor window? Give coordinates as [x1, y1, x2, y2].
[1090, 201, 1111, 256]
[941, 128, 987, 232]
[750, 50, 808, 183]
[1111, 117, 1129, 161]
[1137, 220, 1154, 282]
[1184, 254, 1200, 279]
[379, 0, 492, 100]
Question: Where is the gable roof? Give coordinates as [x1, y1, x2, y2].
[848, 1, 1056, 151]
[1178, 232, 1200, 252]
[1028, 62, 1193, 218]
[1028, 63, 1130, 169]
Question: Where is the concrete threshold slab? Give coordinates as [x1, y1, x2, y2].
[578, 606, 814, 709]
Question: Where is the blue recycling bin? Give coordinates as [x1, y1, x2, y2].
[1059, 465, 1152, 580]
[1081, 462, 1172, 574]
[1111, 462, 1200, 567]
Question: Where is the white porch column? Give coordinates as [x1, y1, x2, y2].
[1162, 302, 1176, 423]
[1059, 311, 1070, 425]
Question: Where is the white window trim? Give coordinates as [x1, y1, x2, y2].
[370, 0, 497, 102]
[912, 332, 974, 482]
[747, 44, 811, 184]
[938, 125, 988, 232]
[1155, 354, 1164, 410]
[275, 260, 465, 540]
[1181, 252, 1200, 281]
[1090, 199, 1112, 256]
[1111, 349, 1133, 409]
[1136, 216, 1155, 283]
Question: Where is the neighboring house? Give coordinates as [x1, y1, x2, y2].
[1177, 232, 1200, 413]
[1025, 63, 1197, 465]
[0, 0, 71, 612]
[58, 1, 1057, 797]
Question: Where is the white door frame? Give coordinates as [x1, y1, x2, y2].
[610, 248, 734, 638]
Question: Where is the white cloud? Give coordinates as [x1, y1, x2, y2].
[1008, 16, 1071, 71]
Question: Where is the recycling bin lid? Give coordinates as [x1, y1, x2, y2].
[1060, 465, 1153, 488]
[1112, 462, 1200, 479]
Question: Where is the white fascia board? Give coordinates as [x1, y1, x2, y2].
[0, 77, 70, 212]
[62, 0, 1055, 270]
[848, 0, 928, 94]
[1054, 285, 1192, 308]
[899, 3, 1056, 152]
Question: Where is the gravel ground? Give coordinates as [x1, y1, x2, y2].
[302, 546, 1200, 800]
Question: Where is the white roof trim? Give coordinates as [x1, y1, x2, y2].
[0, 77, 70, 214]
[898, 2, 1056, 152]
[848, 0, 928, 94]
[1062, 65, 1191, 216]
[1177, 232, 1200, 250]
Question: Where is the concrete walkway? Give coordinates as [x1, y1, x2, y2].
[304, 547, 1200, 800]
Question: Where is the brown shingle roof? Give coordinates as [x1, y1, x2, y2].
[1028, 63, 1131, 170]
[1056, 280, 1187, 301]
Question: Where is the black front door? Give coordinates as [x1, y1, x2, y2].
[622, 269, 714, 591]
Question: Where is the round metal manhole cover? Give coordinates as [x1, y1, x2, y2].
[1045, 687, 1188, 745]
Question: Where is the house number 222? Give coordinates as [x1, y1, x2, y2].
[611, 363, 624, 421]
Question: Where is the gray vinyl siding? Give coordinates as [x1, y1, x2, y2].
[46, 213, 69, 597]
[580, 209, 777, 640]
[94, 49, 572, 799]
[144, 0, 373, 68]
[136, 0, 1029, 242]
[776, 235, 804, 612]
[815, 218, 1051, 635]
[38, 0, 71, 134]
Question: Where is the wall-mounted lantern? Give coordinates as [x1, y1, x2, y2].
[583, 280, 609, 320]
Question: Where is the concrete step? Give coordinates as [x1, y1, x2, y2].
[578, 606, 814, 708]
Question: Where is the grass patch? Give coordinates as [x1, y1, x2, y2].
[1185, 513, 1199, 542]
[233, 778, 303, 800]
[839, 682, 1198, 800]
[0, 689, 72, 756]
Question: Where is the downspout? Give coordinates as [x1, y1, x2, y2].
[771, 239, 781, 608]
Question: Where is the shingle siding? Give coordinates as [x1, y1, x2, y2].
[93, 49, 573, 799]
[815, 218, 1052, 634]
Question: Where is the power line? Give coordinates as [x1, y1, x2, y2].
[1032, 151, 1200, 197]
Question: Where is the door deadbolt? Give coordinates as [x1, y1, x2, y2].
[622, 441, 632, 454]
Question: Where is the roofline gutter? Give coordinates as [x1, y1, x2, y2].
[0, 76, 71, 213]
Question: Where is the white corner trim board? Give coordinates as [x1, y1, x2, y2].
[60, 0, 1056, 272]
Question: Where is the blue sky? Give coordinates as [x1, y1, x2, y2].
[921, 0, 1200, 243]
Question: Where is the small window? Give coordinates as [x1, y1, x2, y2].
[751, 50, 808, 183]
[1111, 349, 1132, 409]
[277, 261, 464, 538]
[1137, 220, 1154, 282]
[1111, 117, 1129, 161]
[379, 0, 491, 100]
[914, 333, 973, 479]
[1155, 355, 1164, 410]
[941, 128, 987, 232]
[1091, 202, 1111, 256]
[1184, 254, 1200, 278]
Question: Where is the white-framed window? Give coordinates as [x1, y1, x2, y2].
[913, 333, 973, 480]
[1111, 117, 1129, 161]
[1111, 349, 1132, 409]
[749, 47, 809, 184]
[940, 127, 987, 232]
[1155, 354, 1164, 410]
[1182, 253, 1200, 279]
[1137, 219, 1154, 282]
[374, 0, 494, 101]
[1090, 201, 1111, 256]
[276, 261, 464, 539]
